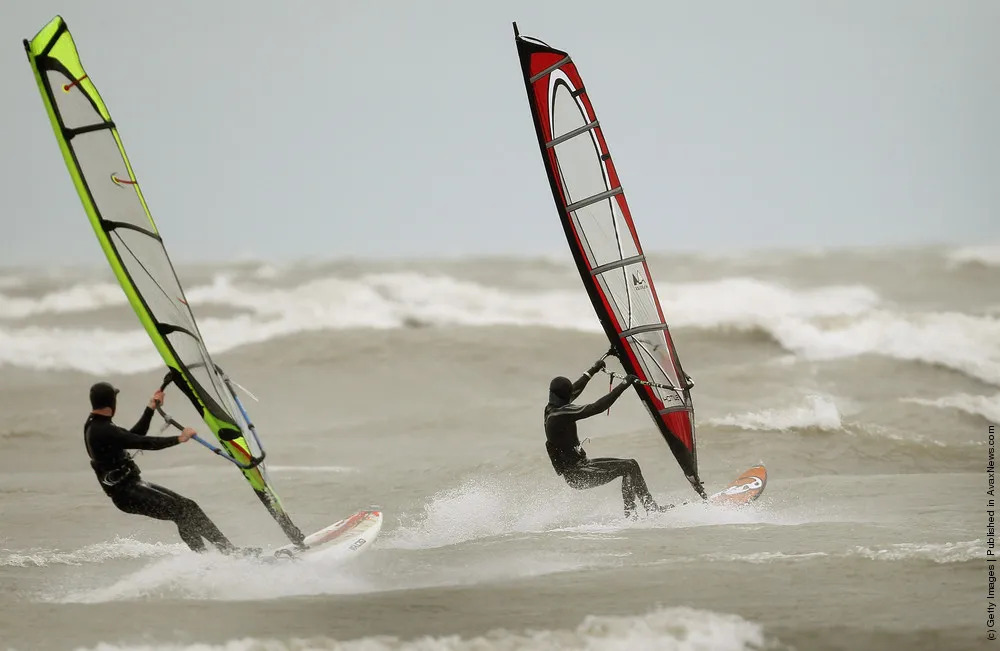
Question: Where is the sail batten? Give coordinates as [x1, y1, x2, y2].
[514, 23, 703, 495]
[546, 120, 600, 148]
[24, 15, 304, 542]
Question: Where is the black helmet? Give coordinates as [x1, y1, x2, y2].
[89, 381, 120, 410]
[548, 376, 573, 405]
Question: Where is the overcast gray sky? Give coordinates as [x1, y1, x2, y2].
[1, 0, 997, 266]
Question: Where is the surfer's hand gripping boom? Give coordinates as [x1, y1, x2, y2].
[154, 370, 266, 470]
[154, 374, 185, 433]
[148, 389, 165, 410]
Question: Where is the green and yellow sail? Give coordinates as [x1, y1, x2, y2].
[24, 16, 303, 544]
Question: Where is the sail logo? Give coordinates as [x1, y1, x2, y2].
[660, 392, 684, 408]
[631, 271, 649, 291]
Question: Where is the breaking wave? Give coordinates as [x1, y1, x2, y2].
[61, 606, 780, 651]
[1, 537, 184, 567]
[903, 393, 1000, 425]
[945, 244, 1000, 269]
[708, 394, 844, 432]
[0, 270, 996, 388]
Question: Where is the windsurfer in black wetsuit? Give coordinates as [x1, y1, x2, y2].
[84, 381, 256, 555]
[544, 352, 673, 518]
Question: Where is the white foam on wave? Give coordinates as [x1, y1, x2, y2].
[771, 309, 1000, 385]
[0, 325, 164, 374]
[698, 551, 830, 564]
[384, 473, 810, 551]
[1, 537, 184, 567]
[43, 502, 587, 604]
[53, 540, 590, 604]
[549, 496, 825, 537]
[945, 244, 1000, 269]
[63, 607, 776, 651]
[54, 548, 375, 603]
[640, 539, 983, 568]
[0, 272, 603, 374]
[903, 393, 1000, 426]
[666, 280, 1000, 386]
[850, 539, 984, 563]
[0, 282, 125, 319]
[0, 272, 997, 387]
[661, 277, 879, 329]
[708, 394, 843, 432]
[384, 474, 608, 550]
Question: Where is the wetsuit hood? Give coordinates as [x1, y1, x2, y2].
[90, 382, 120, 410]
[548, 376, 573, 406]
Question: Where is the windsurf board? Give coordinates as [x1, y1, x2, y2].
[706, 465, 768, 507]
[269, 508, 382, 562]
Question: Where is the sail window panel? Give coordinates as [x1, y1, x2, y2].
[594, 259, 685, 399]
[70, 130, 158, 235]
[164, 328, 240, 426]
[570, 189, 642, 273]
[547, 78, 591, 143]
[73, 131, 242, 429]
[594, 260, 663, 333]
[107, 227, 193, 334]
[595, 275, 683, 406]
[630, 331, 685, 408]
[608, 189, 641, 260]
[69, 107, 245, 439]
[110, 227, 238, 424]
[550, 98, 640, 271]
[550, 83, 625, 270]
[46, 69, 102, 131]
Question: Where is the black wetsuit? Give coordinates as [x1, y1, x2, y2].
[544, 370, 664, 518]
[84, 408, 235, 553]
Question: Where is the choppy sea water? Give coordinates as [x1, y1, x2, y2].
[0, 245, 991, 650]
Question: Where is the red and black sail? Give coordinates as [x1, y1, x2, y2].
[514, 23, 703, 495]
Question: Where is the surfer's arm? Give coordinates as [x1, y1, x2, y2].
[571, 357, 608, 398]
[130, 389, 165, 435]
[565, 382, 631, 420]
[129, 407, 155, 436]
[110, 425, 181, 451]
